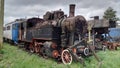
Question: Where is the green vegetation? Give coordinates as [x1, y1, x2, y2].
[103, 7, 119, 21]
[0, 43, 120, 68]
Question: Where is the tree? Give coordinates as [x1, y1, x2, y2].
[103, 7, 119, 21]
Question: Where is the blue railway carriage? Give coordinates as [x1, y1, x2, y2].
[3, 19, 26, 44]
[109, 28, 120, 42]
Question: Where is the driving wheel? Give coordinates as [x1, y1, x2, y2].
[61, 49, 73, 65]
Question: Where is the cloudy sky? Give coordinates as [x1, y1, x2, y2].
[4, 0, 120, 24]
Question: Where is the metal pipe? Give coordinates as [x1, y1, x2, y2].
[92, 29, 95, 46]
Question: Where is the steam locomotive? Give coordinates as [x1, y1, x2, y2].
[4, 4, 108, 65]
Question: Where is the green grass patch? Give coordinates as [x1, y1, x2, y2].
[0, 43, 120, 68]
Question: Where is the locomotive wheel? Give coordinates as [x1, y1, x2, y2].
[41, 47, 48, 59]
[102, 45, 106, 51]
[83, 48, 89, 56]
[34, 45, 40, 53]
[30, 47, 34, 53]
[61, 49, 73, 65]
[29, 44, 35, 53]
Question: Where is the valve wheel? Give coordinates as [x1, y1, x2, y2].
[61, 49, 72, 65]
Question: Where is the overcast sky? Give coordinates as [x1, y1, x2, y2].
[4, 0, 120, 24]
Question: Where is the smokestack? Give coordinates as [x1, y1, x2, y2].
[94, 16, 99, 20]
[69, 4, 75, 17]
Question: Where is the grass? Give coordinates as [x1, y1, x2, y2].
[0, 43, 120, 68]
